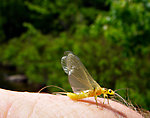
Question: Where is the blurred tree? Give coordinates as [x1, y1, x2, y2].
[0, 0, 30, 41]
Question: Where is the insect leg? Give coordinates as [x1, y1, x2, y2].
[93, 88, 98, 107]
[94, 95, 98, 107]
[103, 94, 108, 104]
[107, 96, 109, 104]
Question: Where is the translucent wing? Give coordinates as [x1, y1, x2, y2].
[61, 51, 100, 93]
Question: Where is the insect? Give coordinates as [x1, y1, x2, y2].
[61, 51, 123, 105]
[38, 51, 130, 107]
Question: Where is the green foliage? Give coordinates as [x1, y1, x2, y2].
[0, 0, 150, 110]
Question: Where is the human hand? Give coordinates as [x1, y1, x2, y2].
[0, 89, 143, 118]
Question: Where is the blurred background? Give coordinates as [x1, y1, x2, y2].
[0, 0, 149, 111]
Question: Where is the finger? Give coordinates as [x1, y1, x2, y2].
[0, 89, 143, 118]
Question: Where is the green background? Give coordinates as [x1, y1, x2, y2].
[0, 0, 150, 110]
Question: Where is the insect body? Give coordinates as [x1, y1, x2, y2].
[61, 51, 115, 104]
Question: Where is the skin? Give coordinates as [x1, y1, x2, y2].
[0, 89, 143, 118]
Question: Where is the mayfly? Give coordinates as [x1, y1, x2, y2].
[61, 51, 128, 106]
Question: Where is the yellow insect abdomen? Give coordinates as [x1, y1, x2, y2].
[67, 92, 88, 100]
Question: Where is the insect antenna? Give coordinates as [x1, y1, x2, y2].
[114, 88, 129, 92]
[114, 92, 129, 107]
[114, 88, 136, 111]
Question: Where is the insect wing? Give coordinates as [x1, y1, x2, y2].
[61, 51, 100, 93]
